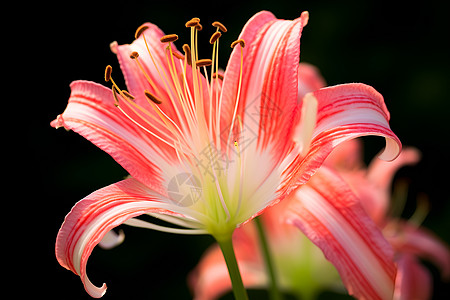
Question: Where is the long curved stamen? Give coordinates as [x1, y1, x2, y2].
[147, 212, 203, 229]
[130, 52, 162, 95]
[124, 218, 207, 235]
[210, 23, 225, 149]
[138, 28, 193, 137]
[227, 39, 245, 154]
[106, 68, 188, 158]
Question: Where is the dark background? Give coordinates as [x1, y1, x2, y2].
[23, 0, 450, 298]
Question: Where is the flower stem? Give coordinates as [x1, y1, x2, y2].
[255, 217, 283, 300]
[217, 236, 249, 300]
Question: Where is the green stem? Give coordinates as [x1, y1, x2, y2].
[217, 236, 249, 300]
[255, 217, 283, 300]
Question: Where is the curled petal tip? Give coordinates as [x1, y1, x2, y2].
[378, 137, 402, 162]
[110, 41, 118, 54]
[301, 11, 309, 26]
[51, 114, 66, 129]
[85, 280, 107, 298]
[99, 229, 125, 250]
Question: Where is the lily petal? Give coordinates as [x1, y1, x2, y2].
[388, 222, 450, 279]
[282, 83, 401, 195]
[394, 254, 432, 300]
[220, 11, 309, 158]
[297, 62, 327, 99]
[367, 147, 421, 194]
[51, 80, 167, 190]
[357, 147, 421, 223]
[285, 167, 397, 300]
[55, 178, 183, 298]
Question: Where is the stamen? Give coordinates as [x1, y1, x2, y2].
[196, 59, 212, 67]
[144, 90, 163, 104]
[104, 65, 127, 105]
[409, 194, 430, 228]
[185, 17, 200, 28]
[160, 34, 179, 43]
[124, 218, 208, 235]
[195, 23, 203, 31]
[212, 21, 227, 32]
[104, 65, 112, 82]
[182, 44, 192, 65]
[231, 39, 245, 48]
[226, 40, 245, 153]
[135, 24, 149, 39]
[209, 31, 222, 44]
[130, 54, 160, 93]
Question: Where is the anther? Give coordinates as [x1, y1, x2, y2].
[185, 17, 200, 27]
[122, 90, 135, 100]
[130, 51, 139, 59]
[212, 72, 224, 80]
[196, 59, 212, 67]
[209, 31, 222, 44]
[182, 44, 192, 65]
[172, 51, 184, 60]
[195, 23, 203, 31]
[135, 25, 149, 39]
[231, 39, 245, 48]
[212, 21, 227, 32]
[104, 65, 112, 82]
[160, 34, 178, 43]
[144, 90, 163, 104]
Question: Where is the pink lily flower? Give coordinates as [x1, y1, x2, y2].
[51, 11, 401, 298]
[326, 140, 450, 299]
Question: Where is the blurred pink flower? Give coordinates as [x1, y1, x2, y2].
[51, 11, 401, 298]
[326, 140, 450, 299]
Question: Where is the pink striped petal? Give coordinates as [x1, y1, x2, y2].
[51, 80, 167, 190]
[220, 11, 309, 159]
[394, 254, 432, 300]
[56, 178, 181, 298]
[285, 167, 397, 300]
[282, 83, 401, 195]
